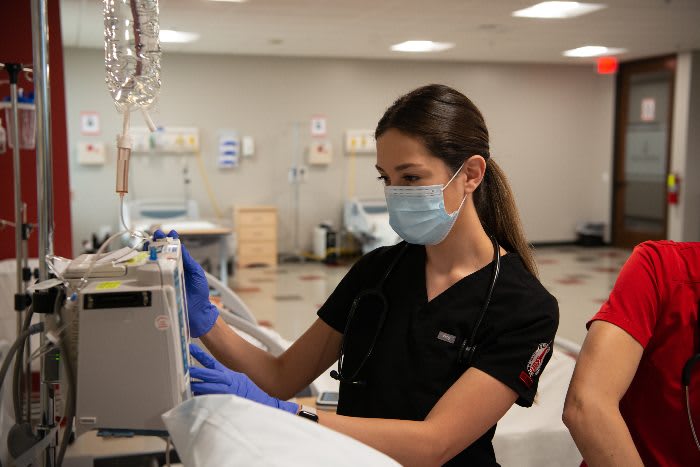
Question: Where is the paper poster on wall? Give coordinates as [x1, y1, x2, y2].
[310, 115, 327, 137]
[219, 132, 240, 169]
[640, 98, 656, 122]
[80, 111, 100, 135]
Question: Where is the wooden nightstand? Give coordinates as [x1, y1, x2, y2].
[233, 205, 278, 267]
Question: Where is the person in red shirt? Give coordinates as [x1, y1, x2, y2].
[563, 240, 700, 466]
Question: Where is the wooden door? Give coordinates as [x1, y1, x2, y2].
[612, 56, 676, 247]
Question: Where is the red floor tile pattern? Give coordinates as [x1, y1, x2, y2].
[299, 275, 324, 281]
[233, 286, 262, 294]
[556, 277, 585, 285]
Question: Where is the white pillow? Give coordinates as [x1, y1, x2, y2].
[162, 395, 399, 467]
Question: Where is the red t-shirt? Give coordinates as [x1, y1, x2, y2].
[587, 241, 700, 466]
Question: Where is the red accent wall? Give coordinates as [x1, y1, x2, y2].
[0, 0, 72, 259]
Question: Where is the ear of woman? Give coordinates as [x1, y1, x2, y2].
[463, 155, 487, 194]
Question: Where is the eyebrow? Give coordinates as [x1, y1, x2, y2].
[375, 163, 423, 172]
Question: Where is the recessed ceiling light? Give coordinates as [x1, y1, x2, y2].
[390, 40, 455, 53]
[563, 45, 626, 57]
[513, 2, 606, 19]
[160, 30, 200, 43]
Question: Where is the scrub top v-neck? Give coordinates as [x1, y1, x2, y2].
[318, 242, 559, 466]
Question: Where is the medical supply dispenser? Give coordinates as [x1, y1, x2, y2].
[344, 129, 376, 154]
[130, 126, 200, 154]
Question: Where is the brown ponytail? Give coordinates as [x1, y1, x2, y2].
[376, 84, 538, 277]
[476, 159, 537, 277]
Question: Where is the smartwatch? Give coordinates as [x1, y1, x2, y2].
[297, 405, 319, 423]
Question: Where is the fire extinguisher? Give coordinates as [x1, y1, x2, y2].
[667, 173, 680, 205]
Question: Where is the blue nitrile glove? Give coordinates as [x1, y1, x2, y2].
[153, 229, 219, 338]
[189, 343, 299, 414]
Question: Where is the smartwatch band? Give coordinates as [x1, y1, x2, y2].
[297, 405, 319, 423]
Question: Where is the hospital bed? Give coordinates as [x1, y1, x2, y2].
[123, 198, 200, 230]
[165, 337, 583, 466]
[344, 198, 401, 253]
[124, 198, 234, 284]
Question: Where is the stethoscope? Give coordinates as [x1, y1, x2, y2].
[331, 236, 501, 386]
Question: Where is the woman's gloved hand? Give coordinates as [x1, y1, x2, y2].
[152, 229, 219, 338]
[189, 343, 299, 415]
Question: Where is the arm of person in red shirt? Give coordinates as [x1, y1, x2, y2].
[563, 321, 644, 467]
[563, 244, 662, 467]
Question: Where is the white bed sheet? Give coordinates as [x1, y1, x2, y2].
[163, 395, 399, 467]
[494, 347, 582, 466]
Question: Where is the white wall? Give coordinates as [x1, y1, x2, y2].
[64, 49, 615, 254]
[669, 50, 700, 242]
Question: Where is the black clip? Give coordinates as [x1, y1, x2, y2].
[32, 287, 60, 314]
[459, 339, 477, 367]
[14, 293, 31, 311]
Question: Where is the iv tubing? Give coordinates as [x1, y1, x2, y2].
[141, 107, 156, 132]
[70, 228, 147, 295]
[116, 110, 132, 195]
[120, 195, 129, 231]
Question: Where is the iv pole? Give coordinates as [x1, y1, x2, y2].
[6, 62, 27, 388]
[31, 0, 57, 463]
[280, 121, 306, 263]
[1, 60, 35, 429]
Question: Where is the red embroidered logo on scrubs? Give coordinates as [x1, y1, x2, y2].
[527, 343, 550, 377]
[520, 343, 551, 388]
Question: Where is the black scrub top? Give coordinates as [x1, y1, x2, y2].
[317, 242, 559, 466]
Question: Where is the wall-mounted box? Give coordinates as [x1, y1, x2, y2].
[344, 129, 375, 155]
[131, 126, 200, 154]
[77, 141, 107, 166]
[308, 140, 333, 165]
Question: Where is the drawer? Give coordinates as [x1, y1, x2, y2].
[238, 242, 276, 257]
[237, 211, 276, 227]
[238, 226, 276, 242]
[238, 254, 277, 268]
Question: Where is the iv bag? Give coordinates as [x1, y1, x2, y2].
[104, 0, 161, 112]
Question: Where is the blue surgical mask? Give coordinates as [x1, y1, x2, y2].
[384, 164, 466, 245]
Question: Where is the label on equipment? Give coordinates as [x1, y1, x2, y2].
[155, 314, 170, 331]
[96, 281, 122, 290]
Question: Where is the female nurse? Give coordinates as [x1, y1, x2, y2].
[163, 83, 559, 466]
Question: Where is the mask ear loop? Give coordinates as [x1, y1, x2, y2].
[442, 163, 468, 216]
[441, 163, 466, 192]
